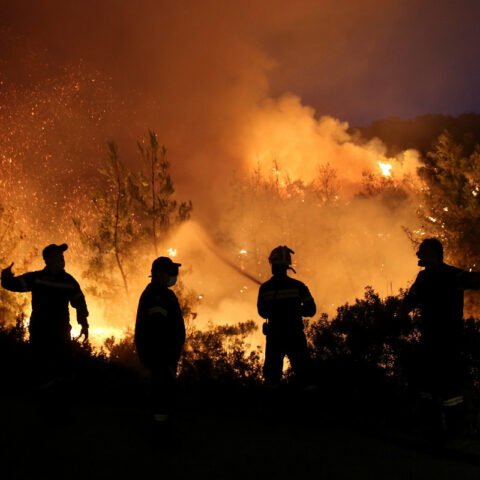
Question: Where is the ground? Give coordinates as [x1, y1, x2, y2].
[2, 391, 480, 480]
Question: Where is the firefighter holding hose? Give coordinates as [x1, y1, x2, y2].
[257, 246, 316, 387]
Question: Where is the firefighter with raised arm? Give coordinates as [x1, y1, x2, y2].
[135, 256, 186, 428]
[1, 243, 89, 385]
[404, 238, 480, 435]
[257, 246, 316, 387]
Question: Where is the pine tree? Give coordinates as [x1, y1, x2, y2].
[73, 141, 137, 298]
[133, 131, 192, 255]
[74, 132, 193, 304]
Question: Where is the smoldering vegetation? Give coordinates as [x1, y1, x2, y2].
[0, 49, 423, 335]
[0, 55, 425, 342]
[2, 124, 480, 434]
[3, 2, 480, 436]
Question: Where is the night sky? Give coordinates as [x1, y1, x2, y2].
[1, 0, 480, 126]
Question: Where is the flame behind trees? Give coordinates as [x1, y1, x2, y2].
[217, 160, 416, 309]
[378, 161, 393, 177]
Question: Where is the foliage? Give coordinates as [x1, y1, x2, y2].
[134, 131, 192, 255]
[305, 287, 480, 421]
[307, 287, 418, 380]
[357, 171, 412, 211]
[73, 141, 138, 299]
[415, 131, 480, 271]
[102, 330, 142, 372]
[3, 287, 480, 426]
[180, 320, 262, 386]
[0, 314, 32, 388]
[0, 199, 31, 326]
[74, 131, 192, 302]
[100, 320, 262, 386]
[218, 161, 345, 277]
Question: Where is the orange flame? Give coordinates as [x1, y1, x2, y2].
[378, 161, 393, 177]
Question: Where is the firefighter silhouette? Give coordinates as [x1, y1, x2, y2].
[257, 246, 316, 387]
[404, 238, 480, 434]
[135, 256, 185, 426]
[1, 243, 89, 384]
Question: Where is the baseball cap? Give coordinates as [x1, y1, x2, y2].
[151, 256, 181, 275]
[42, 243, 68, 260]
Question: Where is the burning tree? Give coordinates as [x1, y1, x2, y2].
[218, 158, 416, 306]
[219, 161, 341, 277]
[358, 167, 414, 212]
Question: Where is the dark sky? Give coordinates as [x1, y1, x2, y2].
[265, 0, 480, 125]
[1, 0, 480, 126]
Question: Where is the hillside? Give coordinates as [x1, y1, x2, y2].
[355, 113, 480, 155]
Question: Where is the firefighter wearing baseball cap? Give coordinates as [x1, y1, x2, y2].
[1, 243, 89, 384]
[135, 256, 185, 426]
[257, 246, 316, 387]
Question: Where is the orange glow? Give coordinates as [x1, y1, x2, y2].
[71, 324, 127, 348]
[0, 64, 424, 356]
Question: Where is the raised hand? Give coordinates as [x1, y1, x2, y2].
[1, 262, 14, 280]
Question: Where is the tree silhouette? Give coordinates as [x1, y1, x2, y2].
[135, 131, 192, 256]
[415, 131, 480, 272]
[74, 131, 192, 302]
[74, 141, 137, 298]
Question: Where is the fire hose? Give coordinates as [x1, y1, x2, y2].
[192, 223, 262, 286]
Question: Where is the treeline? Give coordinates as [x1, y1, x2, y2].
[3, 123, 480, 423]
[357, 113, 480, 156]
[0, 130, 195, 328]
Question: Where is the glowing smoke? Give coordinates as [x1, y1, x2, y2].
[0, 2, 429, 347]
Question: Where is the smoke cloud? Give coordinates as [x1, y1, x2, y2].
[0, 0, 439, 344]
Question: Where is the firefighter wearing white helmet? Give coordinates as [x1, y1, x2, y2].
[257, 246, 316, 387]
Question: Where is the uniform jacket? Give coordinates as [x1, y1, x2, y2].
[404, 262, 480, 344]
[135, 283, 186, 367]
[257, 274, 316, 333]
[1, 268, 88, 336]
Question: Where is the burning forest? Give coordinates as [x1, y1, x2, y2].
[0, 72, 424, 350]
[1, 45, 480, 356]
[2, 0, 480, 392]
[4, 2, 480, 475]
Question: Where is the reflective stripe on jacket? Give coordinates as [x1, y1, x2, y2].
[257, 275, 316, 331]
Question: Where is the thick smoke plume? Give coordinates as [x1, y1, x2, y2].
[0, 1, 427, 346]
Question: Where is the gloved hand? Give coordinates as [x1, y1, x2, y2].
[78, 324, 89, 342]
[76, 313, 89, 343]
